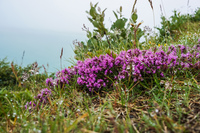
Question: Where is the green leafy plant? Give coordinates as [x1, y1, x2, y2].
[156, 11, 188, 43]
[190, 8, 200, 22]
[74, 2, 144, 60]
[156, 8, 200, 43]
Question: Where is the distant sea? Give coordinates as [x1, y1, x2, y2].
[0, 28, 86, 73]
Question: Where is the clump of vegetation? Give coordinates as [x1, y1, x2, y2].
[0, 58, 53, 90]
[190, 7, 200, 22]
[74, 2, 144, 60]
[1, 1, 200, 132]
[155, 8, 200, 43]
[0, 58, 30, 87]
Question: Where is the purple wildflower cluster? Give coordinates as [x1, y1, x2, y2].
[25, 88, 52, 111]
[46, 67, 77, 88]
[25, 101, 36, 112]
[44, 44, 200, 92]
[34, 88, 52, 104]
[75, 54, 116, 91]
[46, 54, 116, 91]
[25, 44, 200, 111]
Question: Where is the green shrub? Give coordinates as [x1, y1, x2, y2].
[190, 8, 200, 22]
[156, 10, 188, 42]
[74, 3, 144, 60]
[156, 8, 200, 43]
[0, 58, 53, 90]
[0, 58, 22, 87]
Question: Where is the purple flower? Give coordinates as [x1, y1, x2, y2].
[42, 44, 200, 92]
[25, 88, 52, 112]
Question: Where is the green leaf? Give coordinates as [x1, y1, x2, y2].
[131, 13, 138, 23]
[87, 39, 93, 47]
[94, 2, 98, 8]
[92, 21, 99, 28]
[102, 8, 107, 15]
[88, 17, 93, 23]
[91, 38, 98, 46]
[113, 19, 126, 29]
[113, 53, 117, 59]
[113, 11, 118, 19]
[100, 15, 105, 22]
[90, 7, 96, 18]
[101, 8, 107, 21]
[87, 31, 92, 38]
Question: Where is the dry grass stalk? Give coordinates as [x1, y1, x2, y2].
[60, 47, 63, 59]
[11, 62, 21, 87]
[60, 47, 63, 69]
[21, 50, 25, 66]
[148, 0, 153, 10]
[131, 0, 137, 14]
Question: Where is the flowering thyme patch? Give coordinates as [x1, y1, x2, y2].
[45, 44, 199, 92]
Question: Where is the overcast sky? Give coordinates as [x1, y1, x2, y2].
[0, 0, 199, 33]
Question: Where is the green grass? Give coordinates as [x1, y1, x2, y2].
[1, 75, 200, 132]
